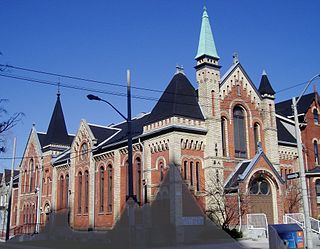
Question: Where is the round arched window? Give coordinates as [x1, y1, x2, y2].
[249, 178, 270, 195]
[80, 143, 88, 160]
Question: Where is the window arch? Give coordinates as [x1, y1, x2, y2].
[65, 174, 69, 208]
[78, 172, 82, 213]
[135, 158, 142, 204]
[100, 166, 104, 212]
[316, 179, 320, 204]
[107, 165, 113, 212]
[84, 170, 89, 213]
[29, 159, 34, 192]
[314, 109, 319, 125]
[233, 106, 247, 158]
[183, 161, 188, 180]
[195, 162, 200, 191]
[254, 123, 261, 153]
[190, 161, 194, 186]
[314, 140, 319, 165]
[221, 117, 227, 157]
[60, 175, 64, 209]
[80, 143, 88, 160]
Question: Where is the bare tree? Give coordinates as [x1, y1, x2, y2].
[203, 176, 248, 232]
[284, 181, 302, 213]
[0, 99, 24, 152]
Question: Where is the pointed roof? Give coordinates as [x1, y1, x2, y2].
[258, 70, 275, 96]
[147, 72, 205, 124]
[45, 93, 70, 146]
[195, 7, 219, 60]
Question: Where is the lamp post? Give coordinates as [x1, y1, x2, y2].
[87, 69, 135, 202]
[292, 73, 320, 249]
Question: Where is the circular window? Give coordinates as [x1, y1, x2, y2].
[260, 180, 270, 195]
[249, 178, 270, 195]
[80, 143, 88, 160]
[249, 180, 259, 194]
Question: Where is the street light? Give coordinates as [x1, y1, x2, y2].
[86, 69, 135, 202]
[292, 73, 320, 249]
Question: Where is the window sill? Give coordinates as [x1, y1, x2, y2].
[98, 212, 112, 215]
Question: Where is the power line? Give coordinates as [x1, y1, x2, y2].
[0, 72, 291, 113]
[0, 63, 314, 98]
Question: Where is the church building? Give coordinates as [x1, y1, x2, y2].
[12, 7, 320, 234]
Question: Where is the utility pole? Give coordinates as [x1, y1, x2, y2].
[292, 73, 320, 249]
[35, 156, 44, 233]
[5, 137, 16, 241]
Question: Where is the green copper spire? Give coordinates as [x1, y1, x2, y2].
[195, 6, 219, 59]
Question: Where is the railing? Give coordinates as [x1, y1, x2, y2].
[283, 213, 320, 234]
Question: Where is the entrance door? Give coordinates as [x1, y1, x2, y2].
[249, 178, 274, 223]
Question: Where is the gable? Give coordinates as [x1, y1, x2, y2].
[220, 63, 262, 107]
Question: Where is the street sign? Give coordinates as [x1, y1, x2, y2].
[286, 172, 300, 180]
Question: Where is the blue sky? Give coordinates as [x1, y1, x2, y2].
[1, 0, 320, 170]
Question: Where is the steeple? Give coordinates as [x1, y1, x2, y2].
[195, 6, 219, 60]
[258, 70, 275, 98]
[45, 93, 69, 146]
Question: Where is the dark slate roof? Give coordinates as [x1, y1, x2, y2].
[4, 169, 19, 184]
[106, 113, 150, 146]
[258, 74, 275, 96]
[275, 92, 317, 117]
[53, 150, 71, 166]
[276, 118, 296, 144]
[146, 73, 204, 124]
[45, 94, 70, 146]
[224, 161, 250, 189]
[88, 124, 119, 145]
[37, 133, 47, 147]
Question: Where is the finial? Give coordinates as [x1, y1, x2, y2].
[262, 69, 267, 76]
[175, 64, 185, 75]
[32, 122, 36, 127]
[57, 79, 61, 97]
[203, 6, 207, 11]
[257, 142, 263, 153]
[232, 52, 239, 64]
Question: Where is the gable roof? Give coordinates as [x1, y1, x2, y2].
[224, 150, 284, 190]
[258, 72, 275, 96]
[275, 92, 318, 118]
[220, 62, 262, 100]
[45, 94, 70, 146]
[146, 73, 204, 124]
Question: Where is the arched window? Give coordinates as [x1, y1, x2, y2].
[78, 172, 82, 213]
[100, 166, 104, 212]
[80, 143, 88, 160]
[29, 159, 34, 192]
[84, 171, 89, 213]
[183, 161, 187, 180]
[196, 162, 200, 191]
[159, 161, 164, 182]
[136, 158, 142, 203]
[314, 109, 319, 125]
[314, 140, 319, 165]
[249, 178, 270, 195]
[233, 106, 247, 158]
[316, 179, 320, 204]
[60, 175, 64, 209]
[221, 118, 227, 157]
[65, 174, 69, 208]
[190, 161, 194, 186]
[107, 165, 113, 212]
[254, 123, 260, 153]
